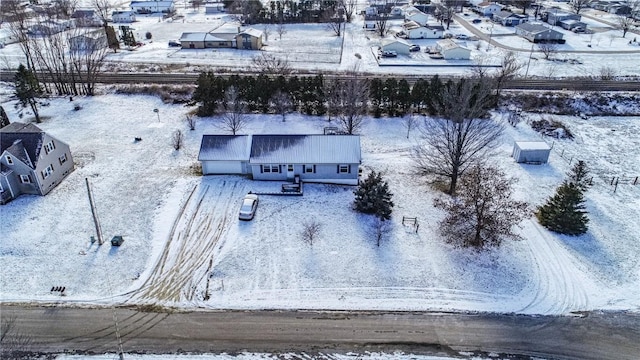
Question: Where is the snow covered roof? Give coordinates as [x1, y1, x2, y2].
[198, 135, 251, 161]
[180, 32, 207, 42]
[381, 37, 411, 47]
[514, 141, 551, 151]
[516, 22, 555, 34]
[0, 122, 45, 169]
[240, 28, 263, 38]
[436, 39, 469, 51]
[249, 135, 361, 164]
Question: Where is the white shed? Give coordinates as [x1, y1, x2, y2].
[512, 141, 551, 164]
[112, 10, 136, 23]
[435, 39, 471, 60]
[380, 37, 411, 55]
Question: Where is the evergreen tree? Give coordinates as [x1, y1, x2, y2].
[369, 78, 384, 118]
[353, 170, 394, 220]
[568, 160, 591, 191]
[396, 79, 411, 116]
[14, 64, 42, 123]
[536, 181, 589, 235]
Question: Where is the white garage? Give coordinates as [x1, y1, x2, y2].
[198, 135, 251, 175]
[512, 141, 551, 164]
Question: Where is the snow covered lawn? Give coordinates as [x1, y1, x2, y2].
[1, 91, 638, 315]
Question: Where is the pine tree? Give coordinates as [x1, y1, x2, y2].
[353, 170, 394, 220]
[14, 64, 42, 123]
[568, 160, 591, 191]
[536, 182, 589, 235]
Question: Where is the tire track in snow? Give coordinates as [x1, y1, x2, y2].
[516, 220, 590, 314]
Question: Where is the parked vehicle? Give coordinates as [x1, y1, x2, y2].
[380, 50, 397, 57]
[239, 193, 259, 220]
[455, 34, 470, 40]
[572, 27, 585, 33]
[168, 40, 181, 47]
[472, 19, 482, 24]
[409, 44, 420, 52]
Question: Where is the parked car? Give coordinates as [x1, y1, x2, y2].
[409, 44, 420, 52]
[472, 19, 482, 24]
[455, 34, 470, 40]
[239, 193, 259, 220]
[168, 40, 181, 47]
[572, 27, 585, 33]
[380, 50, 397, 57]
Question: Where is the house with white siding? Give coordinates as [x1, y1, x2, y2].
[198, 134, 361, 185]
[0, 123, 74, 204]
[380, 37, 411, 55]
[130, 1, 174, 14]
[435, 39, 471, 60]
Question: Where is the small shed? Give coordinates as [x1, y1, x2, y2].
[512, 141, 551, 164]
[111, 236, 124, 246]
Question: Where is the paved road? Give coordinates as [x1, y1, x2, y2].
[2, 305, 640, 359]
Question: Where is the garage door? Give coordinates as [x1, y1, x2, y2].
[202, 161, 243, 174]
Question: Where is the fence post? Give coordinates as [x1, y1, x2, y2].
[634, 176, 638, 185]
[614, 178, 619, 193]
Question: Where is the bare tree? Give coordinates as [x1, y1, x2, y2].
[217, 86, 247, 135]
[412, 78, 502, 195]
[301, 220, 322, 246]
[537, 42, 558, 60]
[92, 0, 112, 26]
[54, 0, 78, 18]
[251, 52, 292, 75]
[403, 114, 418, 139]
[276, 19, 287, 40]
[334, 70, 369, 134]
[599, 66, 617, 80]
[270, 90, 292, 122]
[616, 14, 634, 38]
[185, 114, 196, 130]
[339, 0, 357, 23]
[375, 14, 389, 37]
[571, 0, 592, 14]
[506, 109, 523, 127]
[493, 51, 523, 97]
[370, 217, 392, 247]
[171, 129, 184, 150]
[68, 27, 109, 95]
[262, 23, 272, 42]
[437, 1, 458, 30]
[323, 8, 344, 36]
[514, 0, 532, 15]
[434, 165, 529, 248]
[470, 55, 492, 79]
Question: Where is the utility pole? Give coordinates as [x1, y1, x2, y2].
[85, 178, 103, 245]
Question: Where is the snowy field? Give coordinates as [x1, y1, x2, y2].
[1, 1, 639, 77]
[1, 88, 639, 316]
[56, 352, 492, 360]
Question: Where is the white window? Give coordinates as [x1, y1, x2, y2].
[287, 164, 294, 172]
[339, 164, 350, 173]
[20, 174, 32, 183]
[44, 140, 56, 154]
[304, 165, 315, 173]
[6, 155, 13, 165]
[41, 164, 54, 179]
[262, 165, 279, 173]
[59, 153, 67, 165]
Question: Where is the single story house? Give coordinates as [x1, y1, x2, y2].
[69, 29, 107, 52]
[380, 37, 411, 55]
[27, 20, 73, 35]
[515, 23, 564, 43]
[112, 10, 136, 23]
[546, 9, 581, 26]
[609, 5, 632, 15]
[130, 1, 174, 14]
[492, 11, 529, 26]
[559, 19, 587, 30]
[512, 141, 551, 164]
[473, 2, 503, 17]
[404, 8, 429, 26]
[435, 39, 471, 60]
[0, 122, 74, 205]
[401, 21, 443, 39]
[205, 3, 225, 14]
[72, 9, 102, 27]
[198, 134, 361, 185]
[179, 27, 262, 50]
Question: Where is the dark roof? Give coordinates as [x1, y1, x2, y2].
[198, 135, 250, 161]
[250, 134, 361, 164]
[0, 122, 44, 169]
[516, 22, 552, 34]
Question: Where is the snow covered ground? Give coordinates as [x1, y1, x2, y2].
[56, 352, 493, 360]
[1, 88, 639, 316]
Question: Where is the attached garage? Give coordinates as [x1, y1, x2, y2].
[198, 135, 251, 174]
[512, 141, 551, 164]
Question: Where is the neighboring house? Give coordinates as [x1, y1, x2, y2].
[380, 37, 411, 55]
[435, 39, 471, 60]
[72, 9, 102, 27]
[515, 22, 565, 43]
[473, 2, 503, 17]
[560, 19, 587, 30]
[27, 20, 73, 35]
[609, 5, 632, 15]
[401, 21, 443, 39]
[69, 29, 107, 52]
[198, 134, 361, 185]
[546, 9, 581, 25]
[404, 8, 429, 26]
[0, 122, 74, 205]
[130, 0, 174, 14]
[112, 10, 136, 23]
[179, 27, 263, 50]
[492, 11, 529, 26]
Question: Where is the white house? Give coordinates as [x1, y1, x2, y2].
[130, 1, 174, 14]
[198, 135, 362, 185]
[474, 1, 503, 17]
[69, 29, 107, 52]
[435, 39, 471, 60]
[401, 21, 443, 39]
[380, 37, 411, 55]
[112, 10, 136, 23]
[404, 8, 429, 26]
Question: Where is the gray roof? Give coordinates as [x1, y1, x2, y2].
[0, 122, 44, 169]
[198, 135, 250, 161]
[517, 22, 553, 34]
[249, 135, 361, 164]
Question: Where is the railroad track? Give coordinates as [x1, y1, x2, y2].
[1, 70, 638, 91]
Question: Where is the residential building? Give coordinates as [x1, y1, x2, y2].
[515, 22, 565, 43]
[435, 39, 471, 60]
